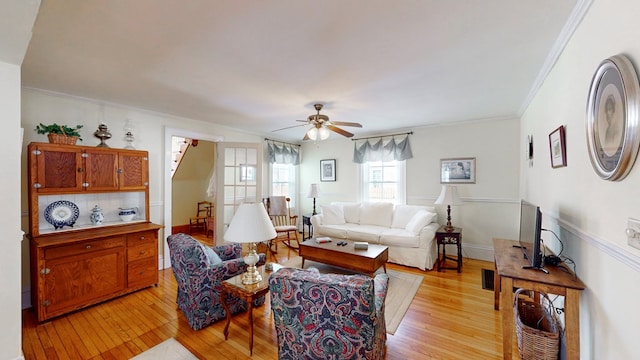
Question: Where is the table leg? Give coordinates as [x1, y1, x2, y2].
[565, 289, 581, 360]
[222, 291, 231, 340]
[248, 299, 254, 355]
[301, 257, 305, 269]
[500, 277, 513, 359]
[457, 241, 462, 272]
[493, 261, 500, 310]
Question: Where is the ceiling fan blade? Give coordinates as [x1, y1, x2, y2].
[302, 133, 310, 141]
[295, 119, 308, 123]
[326, 124, 354, 138]
[271, 124, 307, 132]
[331, 121, 363, 128]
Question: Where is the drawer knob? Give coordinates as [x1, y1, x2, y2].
[139, 251, 146, 255]
[139, 236, 145, 240]
[86, 245, 92, 249]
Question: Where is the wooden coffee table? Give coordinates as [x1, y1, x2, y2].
[299, 239, 388, 276]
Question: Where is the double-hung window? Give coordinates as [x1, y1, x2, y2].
[360, 160, 406, 204]
[270, 162, 297, 208]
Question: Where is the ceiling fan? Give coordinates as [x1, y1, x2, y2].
[272, 104, 363, 140]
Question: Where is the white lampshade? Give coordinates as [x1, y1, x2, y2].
[224, 203, 277, 243]
[307, 183, 320, 198]
[434, 185, 463, 205]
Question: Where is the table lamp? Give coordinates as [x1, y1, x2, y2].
[434, 185, 463, 232]
[307, 183, 320, 215]
[223, 203, 277, 284]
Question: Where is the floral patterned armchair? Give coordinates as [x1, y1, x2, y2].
[167, 233, 266, 330]
[269, 268, 388, 360]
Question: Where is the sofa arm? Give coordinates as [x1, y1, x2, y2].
[212, 242, 242, 261]
[310, 214, 323, 227]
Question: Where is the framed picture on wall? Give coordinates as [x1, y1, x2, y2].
[586, 54, 640, 181]
[440, 157, 475, 184]
[320, 159, 336, 182]
[549, 126, 567, 168]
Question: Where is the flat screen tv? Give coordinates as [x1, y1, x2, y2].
[518, 200, 545, 272]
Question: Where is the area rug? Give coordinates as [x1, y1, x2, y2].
[130, 338, 197, 360]
[280, 257, 423, 335]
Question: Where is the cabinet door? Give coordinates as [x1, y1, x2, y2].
[41, 246, 126, 320]
[119, 150, 149, 190]
[29, 143, 84, 193]
[84, 149, 119, 191]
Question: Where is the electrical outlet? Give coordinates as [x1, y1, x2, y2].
[627, 218, 640, 250]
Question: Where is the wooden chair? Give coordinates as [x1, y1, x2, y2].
[189, 201, 212, 234]
[263, 196, 299, 252]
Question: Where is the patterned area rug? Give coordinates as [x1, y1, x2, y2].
[281, 257, 423, 335]
[130, 338, 197, 360]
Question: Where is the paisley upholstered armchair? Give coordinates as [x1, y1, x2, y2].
[269, 267, 388, 360]
[167, 233, 266, 330]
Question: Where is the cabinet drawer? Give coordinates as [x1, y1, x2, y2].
[127, 258, 157, 287]
[127, 242, 155, 262]
[126, 231, 156, 246]
[45, 237, 125, 260]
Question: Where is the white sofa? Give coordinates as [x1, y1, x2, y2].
[310, 202, 439, 271]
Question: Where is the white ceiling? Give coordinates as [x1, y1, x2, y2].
[18, 0, 585, 142]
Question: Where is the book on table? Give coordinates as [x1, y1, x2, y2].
[315, 237, 332, 243]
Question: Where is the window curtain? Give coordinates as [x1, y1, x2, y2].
[352, 135, 413, 163]
[267, 141, 300, 165]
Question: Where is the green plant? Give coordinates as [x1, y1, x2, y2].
[35, 123, 83, 141]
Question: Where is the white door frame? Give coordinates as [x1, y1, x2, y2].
[162, 127, 223, 269]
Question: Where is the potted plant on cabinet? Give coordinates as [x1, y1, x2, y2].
[35, 123, 83, 145]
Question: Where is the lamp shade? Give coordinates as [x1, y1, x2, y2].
[307, 127, 318, 140]
[223, 203, 277, 243]
[307, 183, 320, 198]
[434, 185, 463, 205]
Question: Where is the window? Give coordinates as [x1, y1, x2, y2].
[360, 160, 406, 204]
[270, 162, 297, 207]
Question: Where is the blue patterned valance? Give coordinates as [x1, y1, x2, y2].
[267, 140, 300, 165]
[353, 134, 413, 164]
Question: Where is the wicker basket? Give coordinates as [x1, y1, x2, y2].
[514, 288, 560, 360]
[47, 133, 78, 145]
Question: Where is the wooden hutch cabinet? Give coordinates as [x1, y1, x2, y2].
[27, 142, 162, 322]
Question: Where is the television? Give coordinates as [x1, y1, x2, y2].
[518, 200, 546, 272]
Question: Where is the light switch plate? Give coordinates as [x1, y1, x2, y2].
[627, 218, 640, 250]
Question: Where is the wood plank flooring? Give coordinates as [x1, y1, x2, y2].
[22, 236, 509, 359]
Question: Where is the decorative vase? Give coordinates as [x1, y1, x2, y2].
[90, 205, 104, 225]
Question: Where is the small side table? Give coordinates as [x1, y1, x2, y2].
[302, 214, 314, 240]
[435, 225, 463, 272]
[221, 264, 281, 355]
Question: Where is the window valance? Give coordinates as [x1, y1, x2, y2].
[352, 134, 413, 164]
[266, 140, 300, 165]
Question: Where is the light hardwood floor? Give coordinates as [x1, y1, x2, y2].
[22, 235, 508, 359]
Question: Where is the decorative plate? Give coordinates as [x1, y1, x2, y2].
[44, 200, 80, 229]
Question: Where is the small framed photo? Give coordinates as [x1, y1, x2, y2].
[548, 126, 567, 168]
[320, 159, 336, 182]
[440, 157, 475, 184]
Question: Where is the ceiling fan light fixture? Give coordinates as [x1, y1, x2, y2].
[318, 126, 330, 140]
[307, 127, 319, 140]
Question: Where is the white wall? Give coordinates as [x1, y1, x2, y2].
[521, 0, 640, 358]
[300, 117, 521, 261]
[0, 61, 25, 360]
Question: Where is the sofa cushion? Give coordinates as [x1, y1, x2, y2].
[360, 202, 394, 227]
[345, 225, 385, 243]
[321, 204, 346, 225]
[405, 210, 437, 235]
[316, 225, 349, 239]
[392, 205, 434, 229]
[342, 203, 362, 224]
[379, 228, 421, 248]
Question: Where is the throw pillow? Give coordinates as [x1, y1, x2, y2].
[200, 243, 223, 266]
[405, 210, 437, 235]
[391, 205, 429, 229]
[359, 202, 394, 227]
[342, 203, 362, 224]
[321, 204, 345, 225]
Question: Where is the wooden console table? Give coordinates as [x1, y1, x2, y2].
[493, 238, 585, 360]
